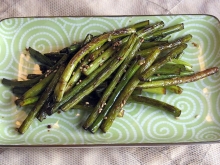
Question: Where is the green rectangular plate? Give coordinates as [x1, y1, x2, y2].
[0, 15, 220, 147]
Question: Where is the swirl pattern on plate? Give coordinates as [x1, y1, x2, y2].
[0, 15, 220, 145]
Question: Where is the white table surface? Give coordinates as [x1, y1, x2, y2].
[0, 0, 220, 164]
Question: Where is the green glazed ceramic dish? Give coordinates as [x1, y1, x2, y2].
[0, 15, 219, 147]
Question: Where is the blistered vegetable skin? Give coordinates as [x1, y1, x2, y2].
[1, 19, 218, 135]
[18, 64, 66, 134]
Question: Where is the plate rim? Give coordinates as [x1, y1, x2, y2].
[1, 140, 220, 148]
[0, 14, 220, 147]
[0, 14, 219, 23]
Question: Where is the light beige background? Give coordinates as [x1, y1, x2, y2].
[0, 0, 220, 164]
